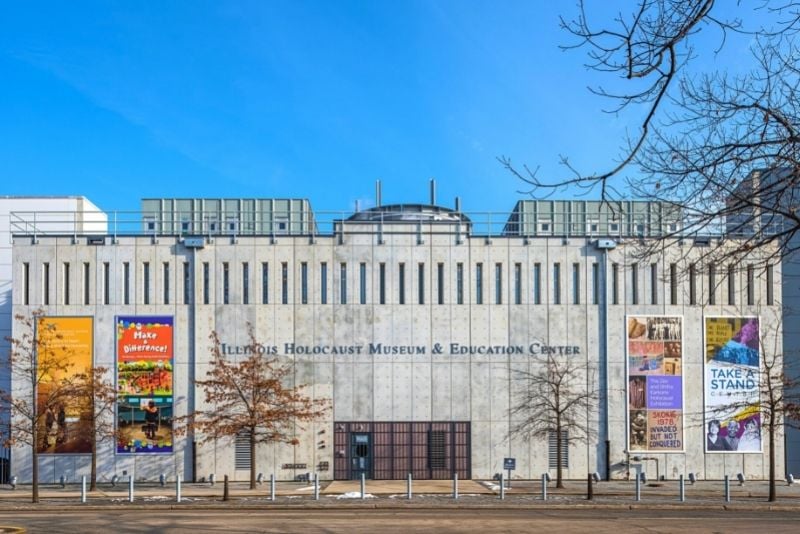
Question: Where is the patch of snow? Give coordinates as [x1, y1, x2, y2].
[336, 491, 375, 499]
[296, 485, 315, 492]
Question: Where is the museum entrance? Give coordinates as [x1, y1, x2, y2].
[350, 433, 372, 479]
[334, 421, 471, 480]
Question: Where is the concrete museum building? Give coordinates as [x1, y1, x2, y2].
[7, 189, 785, 483]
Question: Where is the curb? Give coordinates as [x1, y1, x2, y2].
[0, 502, 798, 513]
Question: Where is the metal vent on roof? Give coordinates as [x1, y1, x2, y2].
[183, 237, 205, 248]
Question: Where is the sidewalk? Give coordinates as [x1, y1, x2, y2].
[0, 479, 799, 510]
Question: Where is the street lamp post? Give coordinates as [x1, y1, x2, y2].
[595, 239, 617, 480]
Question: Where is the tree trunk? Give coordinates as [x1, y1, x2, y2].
[31, 358, 39, 503]
[768, 413, 776, 502]
[90, 431, 98, 492]
[90, 379, 97, 491]
[31, 429, 39, 503]
[556, 417, 564, 489]
[250, 431, 257, 490]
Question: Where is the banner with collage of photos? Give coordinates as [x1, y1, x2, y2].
[704, 317, 761, 453]
[627, 316, 684, 452]
[116, 316, 174, 454]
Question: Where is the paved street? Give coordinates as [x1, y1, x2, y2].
[2, 508, 800, 533]
[1, 478, 799, 533]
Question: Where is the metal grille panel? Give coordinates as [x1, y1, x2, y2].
[334, 421, 470, 480]
[548, 430, 569, 469]
[235, 431, 252, 470]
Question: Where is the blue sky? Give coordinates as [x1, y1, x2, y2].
[0, 1, 766, 216]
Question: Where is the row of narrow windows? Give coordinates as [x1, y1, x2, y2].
[20, 260, 775, 307]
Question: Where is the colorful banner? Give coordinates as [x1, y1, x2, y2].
[36, 316, 93, 454]
[116, 316, 174, 454]
[704, 317, 761, 453]
[626, 316, 684, 452]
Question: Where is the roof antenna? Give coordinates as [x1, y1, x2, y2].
[376, 180, 382, 208]
[430, 178, 436, 205]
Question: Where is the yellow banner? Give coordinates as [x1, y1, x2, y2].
[36, 316, 93, 454]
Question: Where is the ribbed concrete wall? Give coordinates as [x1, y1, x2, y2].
[9, 228, 784, 482]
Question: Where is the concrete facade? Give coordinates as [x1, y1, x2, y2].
[8, 203, 785, 483]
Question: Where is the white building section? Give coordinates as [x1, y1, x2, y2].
[1, 197, 106, 483]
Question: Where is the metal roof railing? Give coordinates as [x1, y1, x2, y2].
[7, 209, 734, 241]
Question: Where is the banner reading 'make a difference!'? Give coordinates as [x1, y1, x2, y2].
[116, 316, 173, 454]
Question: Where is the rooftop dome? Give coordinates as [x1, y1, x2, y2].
[346, 204, 471, 223]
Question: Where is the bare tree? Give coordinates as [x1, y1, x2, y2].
[509, 354, 597, 488]
[66, 366, 119, 491]
[501, 1, 800, 265]
[1, 312, 83, 503]
[760, 343, 800, 501]
[705, 315, 800, 501]
[184, 327, 329, 489]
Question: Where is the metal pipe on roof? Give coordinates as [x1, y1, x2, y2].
[430, 179, 436, 205]
[455, 197, 461, 212]
[376, 180, 382, 208]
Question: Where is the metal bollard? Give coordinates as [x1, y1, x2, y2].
[635, 474, 641, 501]
[81, 476, 87, 504]
[453, 472, 458, 500]
[407, 473, 412, 500]
[724, 475, 730, 502]
[541, 474, 547, 501]
[360, 473, 366, 500]
[176, 475, 182, 503]
[587, 473, 593, 500]
[128, 475, 135, 503]
[679, 474, 685, 502]
[314, 473, 319, 500]
[270, 474, 276, 501]
[223, 475, 230, 501]
[500, 473, 505, 500]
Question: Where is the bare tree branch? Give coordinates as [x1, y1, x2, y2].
[176, 325, 329, 489]
[506, 1, 800, 267]
[509, 354, 597, 488]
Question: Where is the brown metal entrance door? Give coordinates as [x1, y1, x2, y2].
[334, 422, 471, 480]
[350, 433, 372, 480]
